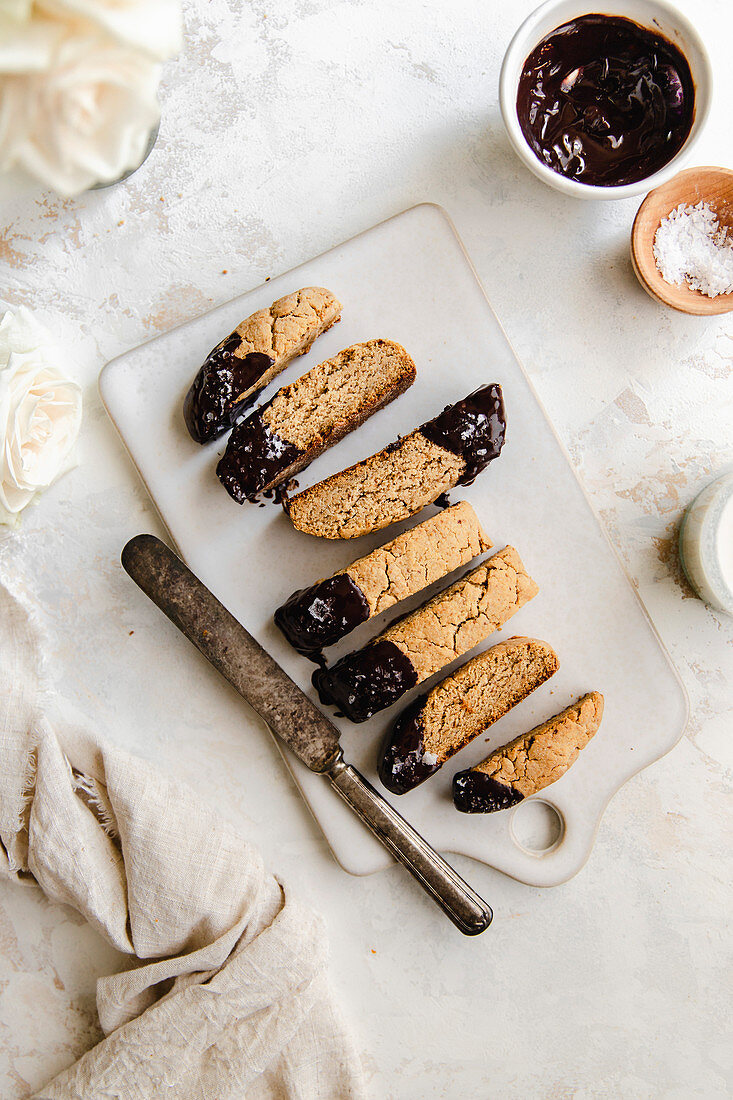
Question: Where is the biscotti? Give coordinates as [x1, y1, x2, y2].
[284, 383, 506, 539]
[379, 637, 559, 794]
[313, 545, 537, 722]
[184, 287, 341, 443]
[453, 692, 604, 813]
[275, 502, 491, 657]
[216, 340, 416, 503]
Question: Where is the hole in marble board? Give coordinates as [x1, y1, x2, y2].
[510, 799, 564, 855]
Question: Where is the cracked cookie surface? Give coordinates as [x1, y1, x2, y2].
[284, 383, 505, 538]
[312, 545, 537, 722]
[184, 286, 341, 443]
[235, 287, 340, 362]
[379, 636, 559, 794]
[453, 691, 604, 812]
[275, 502, 490, 655]
[217, 339, 415, 503]
[346, 501, 490, 616]
[382, 545, 538, 682]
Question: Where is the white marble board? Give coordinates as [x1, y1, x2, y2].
[99, 203, 688, 887]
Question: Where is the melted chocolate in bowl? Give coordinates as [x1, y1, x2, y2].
[516, 14, 695, 187]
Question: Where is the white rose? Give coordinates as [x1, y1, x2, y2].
[0, 26, 163, 196]
[0, 307, 82, 526]
[0, 0, 182, 62]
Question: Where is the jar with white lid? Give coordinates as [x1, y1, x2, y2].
[679, 471, 733, 616]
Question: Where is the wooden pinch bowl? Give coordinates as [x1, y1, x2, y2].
[631, 166, 733, 316]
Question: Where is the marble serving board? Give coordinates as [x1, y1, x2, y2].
[100, 203, 688, 887]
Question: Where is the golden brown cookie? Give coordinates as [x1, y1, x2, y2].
[217, 340, 416, 503]
[313, 545, 538, 722]
[453, 692, 604, 812]
[284, 384, 505, 538]
[379, 637, 559, 793]
[275, 502, 491, 656]
[184, 287, 341, 443]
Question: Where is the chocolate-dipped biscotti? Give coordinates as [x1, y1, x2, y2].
[379, 637, 559, 794]
[284, 383, 506, 539]
[275, 502, 491, 657]
[184, 287, 341, 444]
[453, 692, 604, 813]
[313, 544, 537, 722]
[217, 340, 416, 503]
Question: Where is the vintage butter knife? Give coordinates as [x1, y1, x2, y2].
[121, 534, 492, 935]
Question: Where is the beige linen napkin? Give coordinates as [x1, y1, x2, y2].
[0, 582, 366, 1099]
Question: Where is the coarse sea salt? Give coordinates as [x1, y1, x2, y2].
[653, 201, 733, 298]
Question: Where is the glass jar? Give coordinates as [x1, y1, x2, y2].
[679, 471, 733, 616]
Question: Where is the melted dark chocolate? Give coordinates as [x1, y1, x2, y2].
[452, 770, 524, 813]
[216, 410, 302, 503]
[272, 478, 298, 504]
[378, 694, 441, 794]
[312, 639, 418, 723]
[274, 574, 370, 657]
[183, 333, 274, 444]
[516, 15, 695, 187]
[420, 383, 505, 485]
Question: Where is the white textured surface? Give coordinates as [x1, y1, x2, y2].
[0, 0, 731, 1097]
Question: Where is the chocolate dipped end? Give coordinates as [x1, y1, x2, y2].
[420, 383, 506, 486]
[274, 574, 370, 656]
[217, 409, 302, 503]
[312, 639, 418, 723]
[183, 333, 274, 444]
[378, 694, 441, 794]
[452, 770, 524, 814]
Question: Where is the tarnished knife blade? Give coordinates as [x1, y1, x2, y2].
[121, 533, 341, 773]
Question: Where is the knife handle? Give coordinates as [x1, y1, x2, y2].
[328, 758, 492, 936]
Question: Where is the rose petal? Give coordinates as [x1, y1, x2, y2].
[0, 308, 82, 525]
[0, 27, 166, 194]
[40, 0, 182, 61]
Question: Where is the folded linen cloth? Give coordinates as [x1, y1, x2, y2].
[0, 581, 366, 1100]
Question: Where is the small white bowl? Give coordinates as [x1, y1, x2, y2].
[499, 0, 714, 201]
